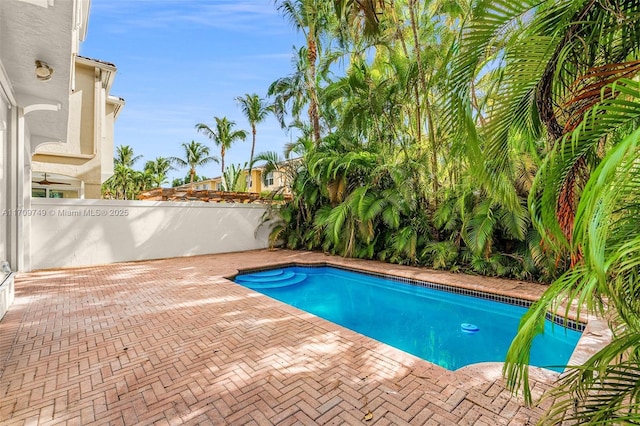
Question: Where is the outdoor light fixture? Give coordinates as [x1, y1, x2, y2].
[35, 60, 53, 81]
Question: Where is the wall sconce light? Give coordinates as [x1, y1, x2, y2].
[35, 60, 53, 81]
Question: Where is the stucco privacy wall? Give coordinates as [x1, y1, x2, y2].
[29, 199, 272, 271]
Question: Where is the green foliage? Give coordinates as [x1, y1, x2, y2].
[103, 146, 209, 199]
[505, 130, 640, 422]
[264, 0, 539, 280]
[222, 163, 248, 192]
[102, 145, 152, 200]
[245, 0, 640, 421]
[447, 0, 640, 422]
[144, 157, 175, 188]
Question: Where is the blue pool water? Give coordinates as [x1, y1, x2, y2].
[235, 266, 582, 371]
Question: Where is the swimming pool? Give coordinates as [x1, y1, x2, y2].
[234, 265, 582, 371]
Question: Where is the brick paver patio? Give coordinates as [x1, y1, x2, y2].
[0, 249, 606, 425]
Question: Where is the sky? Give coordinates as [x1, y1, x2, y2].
[81, 0, 304, 182]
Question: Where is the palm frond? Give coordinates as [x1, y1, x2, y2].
[506, 127, 640, 409]
[463, 199, 496, 257]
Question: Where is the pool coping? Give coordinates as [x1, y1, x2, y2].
[227, 256, 612, 378]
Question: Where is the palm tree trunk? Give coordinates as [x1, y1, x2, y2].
[220, 147, 226, 190]
[425, 98, 439, 205]
[537, 0, 596, 144]
[248, 125, 256, 190]
[399, 0, 426, 145]
[389, 0, 408, 57]
[389, 0, 412, 165]
[307, 35, 321, 144]
[408, 0, 428, 137]
[536, 0, 597, 243]
[409, 0, 436, 206]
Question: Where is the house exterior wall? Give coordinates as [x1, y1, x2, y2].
[262, 169, 290, 194]
[247, 168, 288, 194]
[184, 167, 290, 195]
[31, 58, 122, 199]
[102, 101, 116, 184]
[248, 169, 262, 192]
[0, 78, 29, 319]
[0, 0, 90, 319]
[0, 95, 24, 320]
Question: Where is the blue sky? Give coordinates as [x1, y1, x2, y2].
[81, 0, 303, 182]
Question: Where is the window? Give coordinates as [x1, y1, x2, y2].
[32, 189, 46, 198]
[32, 188, 79, 198]
[265, 172, 274, 186]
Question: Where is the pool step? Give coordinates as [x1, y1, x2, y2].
[236, 271, 295, 283]
[244, 269, 285, 278]
[236, 271, 307, 289]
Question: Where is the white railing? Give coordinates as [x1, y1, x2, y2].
[29, 199, 272, 270]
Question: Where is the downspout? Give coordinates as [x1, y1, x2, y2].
[94, 66, 104, 157]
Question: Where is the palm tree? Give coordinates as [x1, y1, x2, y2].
[115, 145, 142, 168]
[332, 0, 386, 38]
[274, 0, 332, 144]
[132, 169, 155, 196]
[170, 140, 218, 190]
[195, 117, 247, 189]
[144, 157, 175, 188]
[103, 163, 135, 200]
[235, 93, 270, 184]
[538, 130, 640, 424]
[268, 46, 309, 129]
[103, 145, 144, 200]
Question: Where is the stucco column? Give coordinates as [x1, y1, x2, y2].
[3, 105, 33, 272]
[6, 105, 21, 271]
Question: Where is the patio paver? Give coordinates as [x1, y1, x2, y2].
[0, 249, 604, 425]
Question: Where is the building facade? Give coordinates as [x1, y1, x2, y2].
[179, 165, 294, 195]
[0, 0, 121, 319]
[32, 56, 124, 199]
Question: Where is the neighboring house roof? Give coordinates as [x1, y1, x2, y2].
[75, 55, 125, 118]
[76, 55, 116, 68]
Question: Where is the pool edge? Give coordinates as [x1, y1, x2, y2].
[232, 261, 587, 330]
[229, 259, 612, 378]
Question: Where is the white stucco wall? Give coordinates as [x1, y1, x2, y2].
[29, 199, 273, 271]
